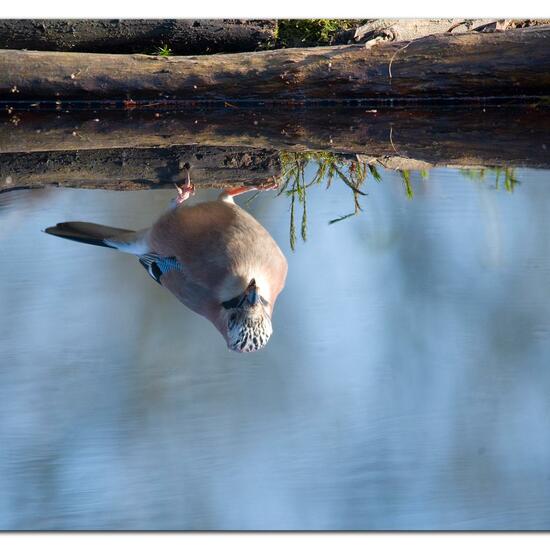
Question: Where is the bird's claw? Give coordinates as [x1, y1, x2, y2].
[174, 182, 195, 204]
[256, 180, 280, 192]
[172, 162, 194, 205]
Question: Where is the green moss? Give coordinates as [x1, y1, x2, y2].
[274, 19, 366, 48]
[279, 155, 522, 250]
[279, 151, 369, 249]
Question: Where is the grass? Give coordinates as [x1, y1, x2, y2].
[279, 153, 522, 251]
[274, 19, 367, 48]
[279, 152, 437, 250]
[153, 44, 173, 57]
[151, 21, 367, 54]
[399, 170, 414, 199]
[460, 167, 520, 192]
[279, 152, 369, 250]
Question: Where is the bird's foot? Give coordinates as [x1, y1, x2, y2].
[172, 162, 195, 206]
[255, 179, 280, 192]
[218, 179, 279, 202]
[174, 181, 195, 204]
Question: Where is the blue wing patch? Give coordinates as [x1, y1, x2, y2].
[139, 254, 183, 285]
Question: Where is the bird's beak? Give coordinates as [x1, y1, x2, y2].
[245, 279, 259, 306]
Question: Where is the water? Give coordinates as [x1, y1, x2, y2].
[1, 166, 550, 530]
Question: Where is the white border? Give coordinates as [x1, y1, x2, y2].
[2, 0, 549, 19]
[3, 533, 550, 549]
[1, 0, 549, 545]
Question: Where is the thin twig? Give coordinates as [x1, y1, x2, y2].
[446, 20, 468, 33]
[389, 125, 399, 155]
[388, 40, 413, 81]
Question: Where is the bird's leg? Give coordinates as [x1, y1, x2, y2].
[173, 163, 195, 205]
[218, 180, 279, 202]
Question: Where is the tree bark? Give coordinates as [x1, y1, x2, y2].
[1, 26, 549, 102]
[0, 145, 280, 193]
[0, 19, 276, 55]
[346, 18, 550, 46]
[2, 104, 548, 169]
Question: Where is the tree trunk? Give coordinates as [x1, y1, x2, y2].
[0, 19, 276, 55]
[2, 104, 548, 169]
[0, 146, 280, 193]
[1, 26, 549, 102]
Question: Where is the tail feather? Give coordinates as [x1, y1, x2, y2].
[44, 222, 137, 250]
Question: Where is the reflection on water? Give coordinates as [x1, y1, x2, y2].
[279, 152, 523, 249]
[1, 167, 550, 529]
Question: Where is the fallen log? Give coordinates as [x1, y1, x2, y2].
[0, 19, 276, 55]
[1, 26, 550, 102]
[336, 18, 490, 45]
[2, 104, 548, 168]
[347, 18, 550, 46]
[0, 145, 280, 193]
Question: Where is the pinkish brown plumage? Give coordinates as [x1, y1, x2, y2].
[45, 179, 288, 353]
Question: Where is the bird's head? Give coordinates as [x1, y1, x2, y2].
[221, 278, 273, 353]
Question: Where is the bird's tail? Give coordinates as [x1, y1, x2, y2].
[44, 222, 148, 254]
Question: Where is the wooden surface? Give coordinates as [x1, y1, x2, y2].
[349, 19, 550, 44]
[1, 26, 549, 101]
[0, 145, 280, 193]
[0, 19, 276, 55]
[2, 104, 548, 168]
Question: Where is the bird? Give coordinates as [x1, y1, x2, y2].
[44, 167, 288, 353]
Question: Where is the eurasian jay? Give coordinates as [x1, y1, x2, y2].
[45, 168, 288, 353]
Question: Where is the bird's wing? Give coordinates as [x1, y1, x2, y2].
[138, 253, 184, 285]
[138, 251, 219, 321]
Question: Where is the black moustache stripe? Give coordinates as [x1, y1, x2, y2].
[222, 295, 244, 310]
[222, 295, 270, 310]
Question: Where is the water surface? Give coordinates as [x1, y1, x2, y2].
[1, 167, 550, 529]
